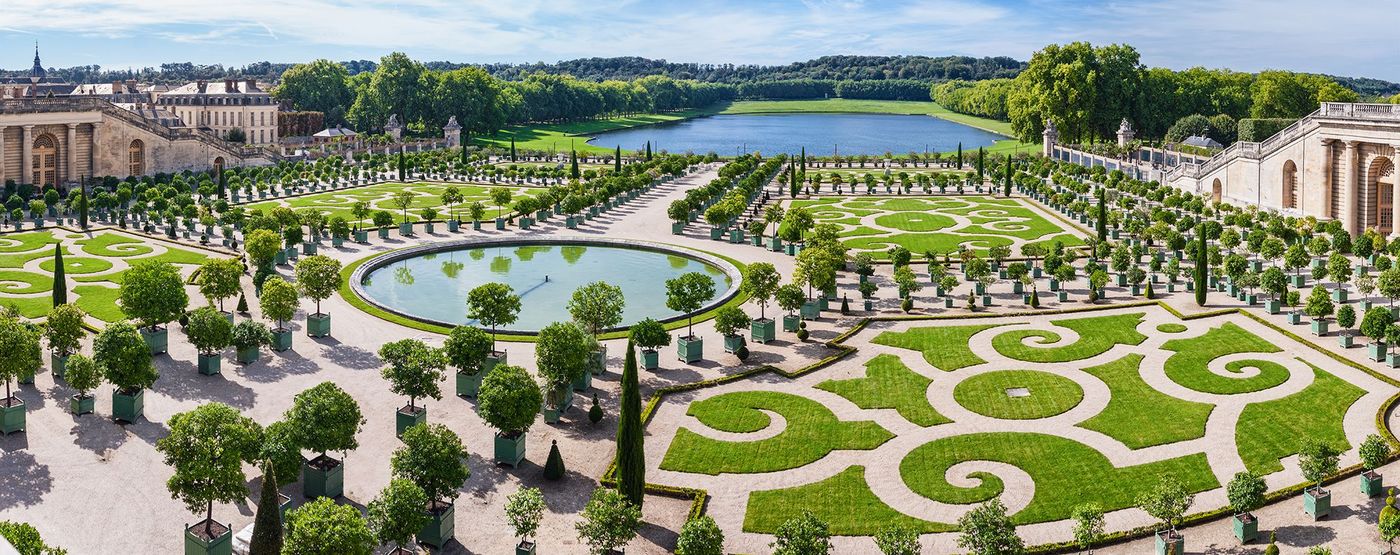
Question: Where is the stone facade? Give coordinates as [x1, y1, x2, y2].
[157, 79, 279, 145]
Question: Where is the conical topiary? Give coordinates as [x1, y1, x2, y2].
[544, 440, 565, 481]
[1030, 289, 1040, 308]
[249, 463, 283, 555]
[236, 292, 250, 314]
[1381, 488, 1398, 526]
[1262, 531, 1278, 555]
[52, 245, 68, 307]
[840, 297, 849, 315]
[1146, 281, 1156, 299]
[588, 394, 603, 424]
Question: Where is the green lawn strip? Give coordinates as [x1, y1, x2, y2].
[0, 231, 59, 253]
[1236, 361, 1364, 475]
[899, 432, 1219, 525]
[0, 269, 52, 294]
[1077, 354, 1213, 449]
[953, 370, 1084, 420]
[1027, 233, 1086, 250]
[844, 233, 1014, 259]
[745, 466, 952, 535]
[872, 212, 956, 233]
[76, 233, 155, 257]
[961, 220, 1069, 241]
[991, 312, 1147, 363]
[478, 107, 724, 154]
[1157, 323, 1188, 333]
[73, 284, 125, 322]
[660, 391, 893, 475]
[1162, 322, 1289, 394]
[872, 323, 1003, 371]
[815, 353, 949, 427]
[39, 256, 114, 275]
[0, 294, 52, 319]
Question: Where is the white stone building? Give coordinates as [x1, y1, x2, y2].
[157, 79, 279, 145]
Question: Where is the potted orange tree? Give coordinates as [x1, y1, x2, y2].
[1227, 471, 1265, 543]
[378, 339, 447, 438]
[391, 423, 470, 549]
[629, 318, 670, 371]
[156, 403, 261, 555]
[287, 382, 364, 499]
[478, 364, 541, 467]
[1361, 434, 1391, 498]
[95, 321, 158, 423]
[444, 325, 493, 398]
[0, 314, 39, 434]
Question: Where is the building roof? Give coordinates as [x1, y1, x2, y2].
[313, 126, 358, 138]
[30, 44, 45, 80]
[1183, 135, 1224, 149]
[165, 80, 269, 96]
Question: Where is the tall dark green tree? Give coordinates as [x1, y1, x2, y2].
[976, 147, 985, 182]
[645, 141, 652, 160]
[250, 462, 283, 555]
[510, 138, 517, 162]
[52, 245, 67, 307]
[1096, 191, 1107, 243]
[570, 150, 581, 180]
[397, 148, 406, 182]
[1002, 156, 1012, 197]
[461, 132, 471, 166]
[957, 143, 963, 169]
[800, 146, 806, 172]
[614, 145, 622, 172]
[217, 168, 226, 198]
[78, 180, 88, 230]
[616, 340, 645, 507]
[1195, 225, 1208, 306]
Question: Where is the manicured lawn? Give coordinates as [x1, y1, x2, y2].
[745, 466, 952, 535]
[1077, 354, 1213, 449]
[1157, 323, 1188, 333]
[477, 107, 724, 154]
[872, 212, 956, 232]
[872, 323, 1003, 371]
[953, 370, 1084, 420]
[816, 354, 949, 427]
[1161, 323, 1288, 394]
[1235, 362, 1363, 475]
[660, 391, 893, 475]
[245, 182, 545, 225]
[898, 432, 1219, 525]
[0, 231, 60, 253]
[991, 313, 1147, 363]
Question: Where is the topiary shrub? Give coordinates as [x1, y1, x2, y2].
[1263, 531, 1279, 555]
[900, 297, 913, 313]
[840, 297, 849, 315]
[796, 328, 809, 341]
[235, 292, 249, 314]
[544, 440, 565, 481]
[588, 394, 603, 424]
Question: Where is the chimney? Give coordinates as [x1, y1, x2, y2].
[197, 80, 207, 93]
[245, 79, 256, 92]
[112, 80, 123, 94]
[126, 79, 137, 93]
[224, 79, 235, 92]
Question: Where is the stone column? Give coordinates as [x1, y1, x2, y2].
[1319, 138, 1335, 219]
[1345, 141, 1361, 236]
[90, 122, 102, 177]
[0, 125, 7, 185]
[66, 123, 78, 185]
[20, 125, 33, 185]
[1393, 144, 1400, 239]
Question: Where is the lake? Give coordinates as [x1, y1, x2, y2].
[586, 112, 1005, 156]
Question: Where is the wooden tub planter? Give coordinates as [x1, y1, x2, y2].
[1363, 470, 1385, 498]
[750, 318, 775, 344]
[378, 227, 390, 239]
[112, 388, 144, 423]
[302, 241, 317, 255]
[641, 349, 660, 370]
[1311, 319, 1329, 336]
[184, 519, 233, 555]
[783, 315, 801, 332]
[456, 370, 483, 398]
[306, 313, 331, 338]
[51, 353, 68, 380]
[395, 405, 427, 438]
[1338, 334, 1354, 348]
[1154, 529, 1184, 555]
[141, 326, 169, 355]
[516, 540, 537, 555]
[1304, 486, 1330, 519]
[272, 329, 293, 352]
[677, 336, 703, 363]
[1370, 341, 1388, 362]
[236, 346, 260, 365]
[543, 386, 574, 424]
[590, 347, 608, 376]
[723, 335, 745, 353]
[494, 431, 527, 467]
[417, 501, 455, 548]
[1231, 512, 1257, 543]
[398, 222, 414, 236]
[197, 353, 222, 376]
[447, 219, 460, 232]
[302, 454, 346, 499]
[1, 397, 25, 434]
[331, 235, 345, 248]
[571, 370, 592, 392]
[69, 394, 94, 416]
[354, 229, 368, 243]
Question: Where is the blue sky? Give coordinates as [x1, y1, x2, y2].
[2, 0, 1398, 81]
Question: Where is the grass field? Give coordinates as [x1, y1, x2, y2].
[816, 354, 949, 427]
[475, 107, 723, 154]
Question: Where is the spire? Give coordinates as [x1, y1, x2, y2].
[30, 42, 46, 81]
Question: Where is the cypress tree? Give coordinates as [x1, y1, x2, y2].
[544, 440, 565, 481]
[78, 184, 88, 230]
[1096, 191, 1107, 243]
[977, 147, 985, 182]
[218, 168, 227, 198]
[510, 138, 517, 162]
[1002, 156, 1012, 197]
[957, 143, 963, 169]
[1195, 225, 1208, 306]
[614, 145, 622, 173]
[617, 339, 645, 507]
[249, 463, 283, 555]
[236, 292, 249, 314]
[788, 163, 799, 198]
[800, 146, 806, 172]
[461, 133, 471, 166]
[52, 245, 67, 307]
[397, 148, 406, 182]
[645, 141, 652, 160]
[570, 150, 580, 180]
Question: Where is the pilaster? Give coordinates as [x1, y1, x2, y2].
[21, 125, 33, 185]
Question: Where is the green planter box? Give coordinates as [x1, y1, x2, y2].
[729, 229, 743, 243]
[982, 294, 993, 306]
[302, 456, 345, 499]
[782, 315, 801, 332]
[1370, 342, 1388, 361]
[448, 220, 460, 232]
[495, 218, 506, 230]
[945, 297, 955, 308]
[424, 222, 435, 234]
[70, 394, 94, 416]
[516, 541, 537, 555]
[1154, 531, 1184, 555]
[590, 347, 608, 376]
[723, 335, 745, 353]
[302, 242, 317, 255]
[677, 336, 703, 363]
[1311, 319, 1329, 336]
[331, 236, 344, 248]
[51, 353, 67, 380]
[571, 369, 592, 392]
[398, 222, 413, 236]
[769, 236, 783, 252]
[483, 351, 508, 373]
[141, 326, 169, 355]
[641, 349, 659, 370]
[1265, 300, 1280, 314]
[236, 346, 259, 365]
[494, 432, 527, 467]
[1287, 312, 1302, 325]
[751, 234, 763, 246]
[1304, 487, 1330, 519]
[1291, 274, 1306, 288]
[197, 353, 221, 376]
[473, 220, 482, 231]
[800, 300, 820, 320]
[1012, 281, 1024, 294]
[184, 521, 233, 555]
[1332, 289, 1348, 303]
[306, 313, 331, 337]
[786, 244, 797, 255]
[1048, 278, 1059, 292]
[112, 388, 145, 423]
[377, 228, 390, 239]
[519, 217, 534, 230]
[708, 227, 724, 240]
[1338, 334, 1354, 348]
[1232, 514, 1257, 543]
[417, 502, 456, 549]
[751, 319, 776, 344]
[456, 370, 483, 398]
[272, 329, 293, 352]
[1388, 353, 1400, 368]
[1363, 471, 1385, 497]
[396, 406, 428, 438]
[1058, 291, 1069, 302]
[567, 216, 578, 229]
[543, 386, 574, 424]
[671, 222, 685, 234]
[0, 400, 24, 434]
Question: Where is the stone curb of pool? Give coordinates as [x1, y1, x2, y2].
[348, 235, 744, 335]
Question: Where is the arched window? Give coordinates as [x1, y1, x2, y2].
[32, 134, 58, 186]
[128, 140, 144, 176]
[1282, 160, 1298, 209]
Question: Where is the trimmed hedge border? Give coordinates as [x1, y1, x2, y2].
[603, 298, 1400, 551]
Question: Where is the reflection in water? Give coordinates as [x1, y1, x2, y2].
[468, 249, 485, 260]
[516, 245, 552, 261]
[667, 255, 689, 269]
[394, 265, 415, 285]
[561, 245, 587, 265]
[441, 260, 464, 279]
[490, 256, 512, 273]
